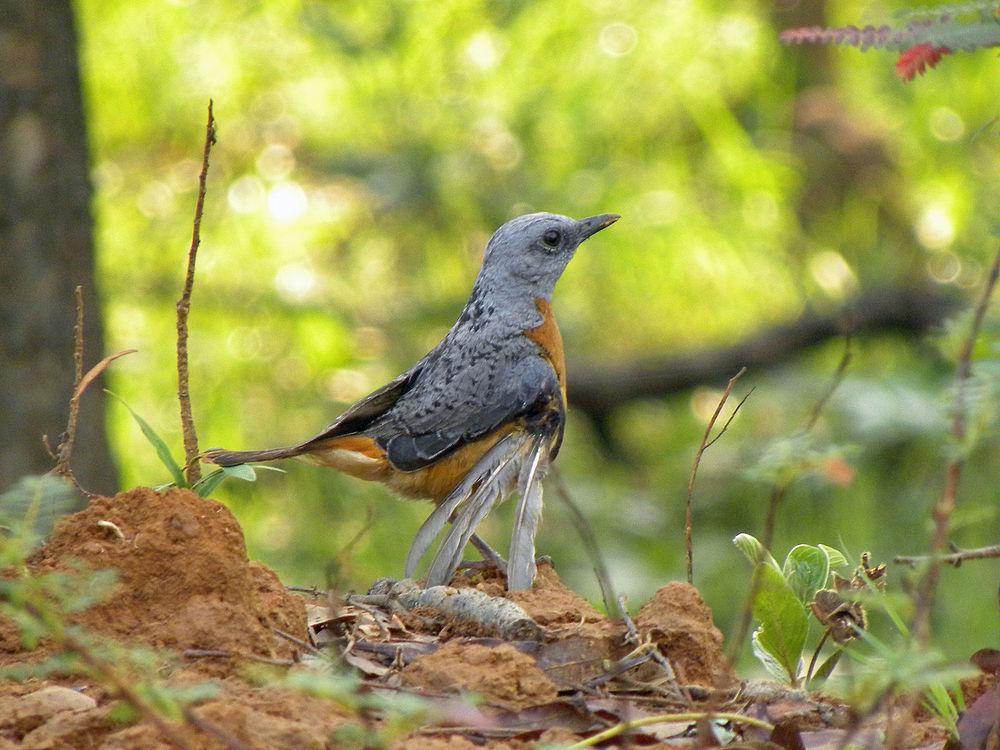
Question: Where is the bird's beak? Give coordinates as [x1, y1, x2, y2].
[577, 213, 621, 241]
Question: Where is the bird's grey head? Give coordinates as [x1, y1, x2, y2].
[472, 212, 619, 303]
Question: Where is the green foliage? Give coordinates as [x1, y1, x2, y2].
[749, 563, 809, 684]
[106, 389, 283, 496]
[279, 666, 439, 748]
[0, 474, 81, 556]
[735, 534, 849, 685]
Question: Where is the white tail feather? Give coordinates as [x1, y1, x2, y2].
[405, 434, 520, 579]
[507, 437, 547, 590]
[424, 443, 525, 586]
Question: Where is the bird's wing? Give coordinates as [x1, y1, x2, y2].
[203, 358, 428, 467]
[379, 352, 564, 472]
[298, 361, 426, 449]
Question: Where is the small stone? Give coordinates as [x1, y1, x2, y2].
[0, 686, 97, 735]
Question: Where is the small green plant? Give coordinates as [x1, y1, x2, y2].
[733, 533, 850, 686]
[106, 390, 282, 497]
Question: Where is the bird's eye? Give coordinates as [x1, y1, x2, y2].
[542, 229, 561, 247]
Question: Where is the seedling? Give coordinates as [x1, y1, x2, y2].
[106, 390, 283, 497]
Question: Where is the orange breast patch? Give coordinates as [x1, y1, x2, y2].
[524, 297, 566, 399]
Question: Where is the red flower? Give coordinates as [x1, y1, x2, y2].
[895, 43, 952, 81]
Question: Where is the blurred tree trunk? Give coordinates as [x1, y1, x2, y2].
[0, 0, 117, 493]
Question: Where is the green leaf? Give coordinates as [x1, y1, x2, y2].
[818, 544, 848, 568]
[105, 391, 187, 488]
[733, 533, 780, 571]
[192, 463, 268, 497]
[0, 474, 81, 552]
[751, 627, 792, 681]
[782, 545, 831, 605]
[750, 562, 808, 684]
[808, 648, 843, 688]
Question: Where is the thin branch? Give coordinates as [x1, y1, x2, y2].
[177, 100, 217, 486]
[884, 243, 1000, 750]
[73, 349, 138, 402]
[182, 707, 250, 750]
[686, 367, 748, 584]
[53, 287, 86, 489]
[895, 543, 1000, 567]
[911, 242, 1000, 645]
[549, 468, 618, 615]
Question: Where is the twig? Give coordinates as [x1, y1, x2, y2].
[762, 337, 852, 550]
[895, 543, 1000, 567]
[272, 626, 324, 657]
[685, 367, 749, 584]
[910, 242, 1000, 646]
[614, 595, 691, 706]
[182, 648, 297, 667]
[567, 711, 774, 748]
[177, 100, 217, 485]
[728, 338, 851, 663]
[182, 707, 250, 750]
[549, 468, 618, 615]
[52, 287, 86, 490]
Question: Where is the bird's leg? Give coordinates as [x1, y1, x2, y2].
[466, 533, 507, 571]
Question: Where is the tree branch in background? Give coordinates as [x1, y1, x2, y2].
[569, 285, 957, 433]
[176, 101, 217, 486]
[685, 367, 749, 584]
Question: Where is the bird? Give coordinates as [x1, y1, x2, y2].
[204, 211, 619, 590]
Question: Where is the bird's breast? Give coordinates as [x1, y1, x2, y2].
[522, 297, 567, 400]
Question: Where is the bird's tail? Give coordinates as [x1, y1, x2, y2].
[507, 435, 547, 591]
[406, 432, 548, 590]
[202, 445, 304, 467]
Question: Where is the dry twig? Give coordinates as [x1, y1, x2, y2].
[895, 542, 1000, 567]
[177, 100, 217, 485]
[883, 243, 1000, 750]
[685, 367, 749, 584]
[50, 286, 137, 495]
[51, 287, 86, 491]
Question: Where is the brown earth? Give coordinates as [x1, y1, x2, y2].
[0, 487, 971, 749]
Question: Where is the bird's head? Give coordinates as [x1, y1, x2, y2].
[474, 212, 620, 302]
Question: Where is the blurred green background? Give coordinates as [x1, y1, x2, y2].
[76, 0, 998, 666]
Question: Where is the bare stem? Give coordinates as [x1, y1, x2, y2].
[895, 543, 1000, 567]
[176, 100, 217, 485]
[911, 242, 1000, 646]
[685, 367, 749, 584]
[53, 287, 86, 488]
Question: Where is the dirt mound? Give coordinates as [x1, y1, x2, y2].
[402, 641, 558, 710]
[635, 581, 738, 687]
[8, 487, 305, 663]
